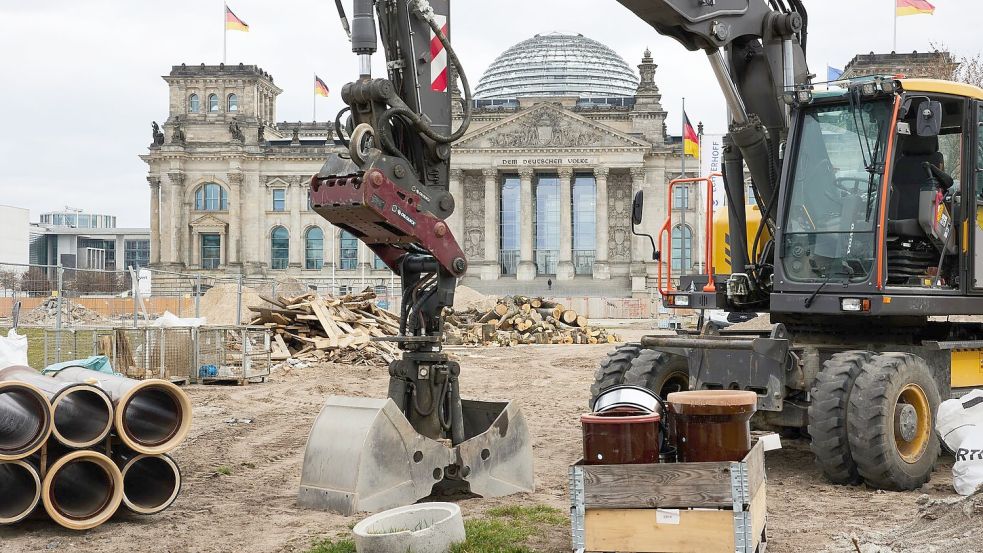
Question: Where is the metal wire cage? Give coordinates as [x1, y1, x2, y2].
[195, 327, 271, 384]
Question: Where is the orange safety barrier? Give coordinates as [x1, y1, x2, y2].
[656, 173, 722, 298]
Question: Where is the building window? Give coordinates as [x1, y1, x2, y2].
[340, 231, 358, 270]
[500, 175, 520, 275]
[535, 174, 561, 275]
[124, 239, 150, 269]
[208, 93, 219, 112]
[201, 234, 221, 269]
[227, 93, 238, 112]
[671, 224, 693, 273]
[573, 174, 596, 275]
[189, 94, 200, 113]
[271, 227, 289, 270]
[305, 227, 324, 270]
[272, 189, 286, 212]
[374, 254, 388, 270]
[194, 183, 228, 211]
[673, 184, 690, 209]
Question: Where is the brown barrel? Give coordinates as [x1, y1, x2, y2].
[581, 408, 661, 465]
[667, 390, 757, 463]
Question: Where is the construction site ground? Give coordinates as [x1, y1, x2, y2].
[3, 324, 979, 552]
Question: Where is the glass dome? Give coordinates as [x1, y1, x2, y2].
[474, 32, 639, 100]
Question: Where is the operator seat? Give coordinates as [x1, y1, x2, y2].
[887, 134, 943, 237]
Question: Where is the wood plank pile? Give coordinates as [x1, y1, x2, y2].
[444, 296, 620, 346]
[246, 290, 401, 366]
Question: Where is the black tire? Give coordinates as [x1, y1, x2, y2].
[847, 353, 941, 491]
[589, 343, 642, 408]
[807, 351, 872, 485]
[623, 349, 690, 399]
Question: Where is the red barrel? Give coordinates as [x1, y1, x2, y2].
[581, 408, 661, 465]
[667, 390, 757, 463]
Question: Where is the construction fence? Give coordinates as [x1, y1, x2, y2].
[0, 262, 401, 329]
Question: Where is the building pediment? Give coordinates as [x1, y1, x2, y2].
[455, 103, 650, 150]
[190, 214, 228, 231]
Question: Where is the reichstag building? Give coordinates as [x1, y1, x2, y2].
[143, 33, 695, 294]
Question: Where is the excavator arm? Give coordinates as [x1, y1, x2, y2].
[301, 0, 812, 516]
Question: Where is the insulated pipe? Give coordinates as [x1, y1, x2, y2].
[0, 366, 113, 449]
[115, 450, 182, 515]
[49, 367, 192, 455]
[42, 450, 123, 531]
[0, 378, 52, 461]
[0, 460, 41, 525]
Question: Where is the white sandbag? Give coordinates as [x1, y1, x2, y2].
[936, 390, 983, 495]
[953, 430, 983, 495]
[154, 311, 206, 327]
[0, 329, 29, 368]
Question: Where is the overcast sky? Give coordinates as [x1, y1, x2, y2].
[0, 0, 976, 227]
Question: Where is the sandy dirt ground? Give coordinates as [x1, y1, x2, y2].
[3, 327, 982, 552]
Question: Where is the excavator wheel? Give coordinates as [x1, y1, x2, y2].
[807, 351, 873, 485]
[847, 353, 941, 491]
[623, 349, 690, 400]
[589, 343, 641, 408]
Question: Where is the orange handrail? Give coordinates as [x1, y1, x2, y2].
[656, 173, 722, 298]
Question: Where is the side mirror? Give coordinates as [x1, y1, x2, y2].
[632, 190, 644, 226]
[916, 100, 943, 137]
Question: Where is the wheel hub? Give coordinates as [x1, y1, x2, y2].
[895, 403, 918, 442]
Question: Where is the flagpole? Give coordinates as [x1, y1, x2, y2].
[313, 74, 317, 122]
[680, 97, 687, 275]
[223, 3, 227, 64]
[893, 1, 897, 52]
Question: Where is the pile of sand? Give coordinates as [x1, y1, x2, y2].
[198, 283, 272, 325]
[453, 285, 498, 313]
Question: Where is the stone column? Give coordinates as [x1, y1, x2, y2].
[629, 167, 648, 294]
[517, 168, 536, 281]
[242, 172, 260, 275]
[556, 168, 575, 281]
[191, 230, 200, 268]
[227, 172, 243, 267]
[449, 169, 464, 241]
[289, 177, 303, 269]
[482, 168, 500, 280]
[147, 177, 162, 265]
[593, 167, 611, 280]
[167, 171, 187, 268]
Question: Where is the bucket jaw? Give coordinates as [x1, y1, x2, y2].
[299, 396, 534, 515]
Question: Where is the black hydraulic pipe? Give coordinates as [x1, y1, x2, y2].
[722, 136, 750, 273]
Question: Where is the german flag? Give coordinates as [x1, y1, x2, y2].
[315, 76, 330, 98]
[683, 113, 700, 157]
[896, 0, 935, 16]
[225, 5, 249, 32]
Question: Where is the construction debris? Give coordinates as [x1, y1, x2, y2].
[444, 295, 620, 346]
[247, 289, 400, 366]
[21, 297, 105, 325]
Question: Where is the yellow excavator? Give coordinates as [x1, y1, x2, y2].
[298, 0, 983, 518]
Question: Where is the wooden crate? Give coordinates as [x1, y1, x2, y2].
[570, 440, 766, 553]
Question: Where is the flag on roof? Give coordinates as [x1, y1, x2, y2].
[897, 0, 935, 16]
[828, 66, 844, 81]
[315, 76, 330, 98]
[225, 5, 249, 32]
[683, 113, 699, 158]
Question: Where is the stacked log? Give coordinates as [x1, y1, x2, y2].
[444, 296, 619, 347]
[247, 290, 400, 366]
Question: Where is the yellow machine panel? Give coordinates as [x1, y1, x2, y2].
[712, 205, 771, 274]
[951, 350, 983, 389]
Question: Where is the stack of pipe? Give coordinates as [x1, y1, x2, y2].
[0, 365, 192, 530]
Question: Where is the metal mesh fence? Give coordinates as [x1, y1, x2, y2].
[0, 262, 400, 329]
[196, 327, 271, 384]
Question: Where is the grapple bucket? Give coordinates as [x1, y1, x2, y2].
[298, 396, 533, 515]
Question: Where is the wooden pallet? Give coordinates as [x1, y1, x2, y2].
[570, 440, 766, 553]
